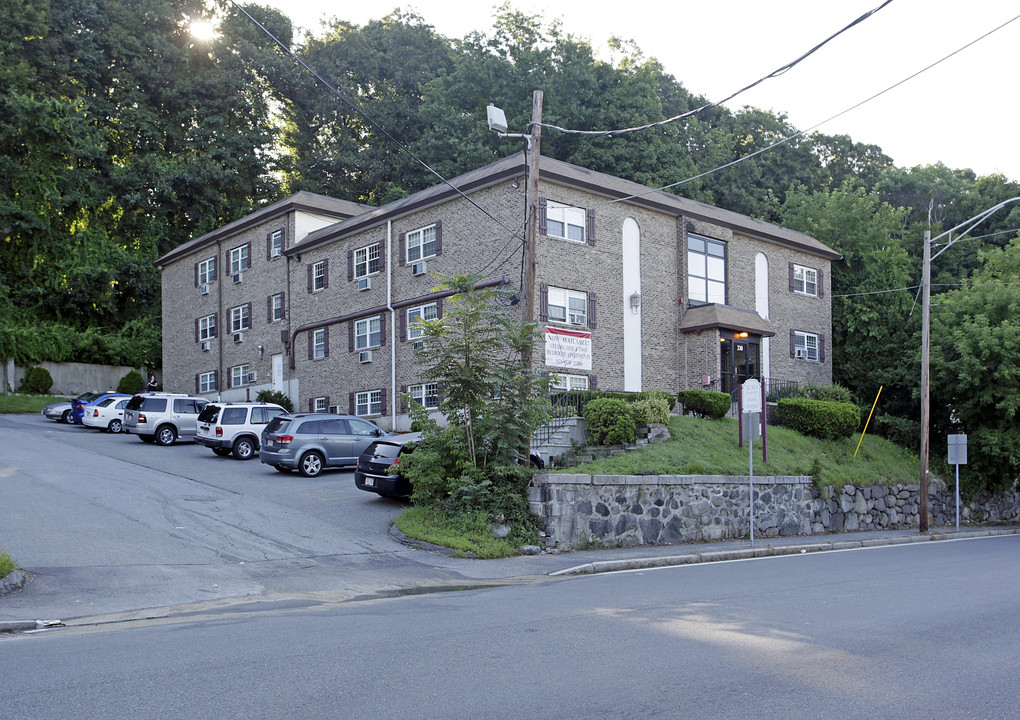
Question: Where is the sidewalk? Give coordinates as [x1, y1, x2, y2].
[3, 524, 1017, 634]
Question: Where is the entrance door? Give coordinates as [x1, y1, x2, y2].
[720, 338, 760, 395]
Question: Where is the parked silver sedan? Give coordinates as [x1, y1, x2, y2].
[41, 392, 102, 423]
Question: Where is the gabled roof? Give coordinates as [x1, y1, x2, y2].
[679, 304, 776, 337]
[155, 191, 372, 267]
[290, 153, 841, 262]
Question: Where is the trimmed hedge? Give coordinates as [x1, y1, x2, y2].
[20, 366, 53, 394]
[550, 389, 676, 416]
[677, 390, 731, 420]
[797, 382, 854, 404]
[776, 397, 861, 440]
[632, 397, 670, 425]
[582, 397, 636, 446]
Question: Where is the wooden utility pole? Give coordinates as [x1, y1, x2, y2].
[522, 89, 543, 371]
[919, 229, 931, 532]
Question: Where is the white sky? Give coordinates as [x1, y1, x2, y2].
[254, 0, 1020, 181]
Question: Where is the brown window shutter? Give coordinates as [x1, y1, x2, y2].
[538, 197, 548, 235]
[266, 231, 273, 261]
[349, 392, 355, 415]
[323, 326, 330, 357]
[400, 385, 407, 412]
[322, 259, 329, 289]
[195, 318, 200, 343]
[379, 244, 386, 271]
[435, 220, 443, 255]
[245, 302, 252, 329]
[307, 264, 313, 293]
[436, 298, 443, 319]
[588, 292, 597, 330]
[211, 371, 217, 392]
[380, 388, 387, 415]
[347, 249, 354, 281]
[590, 375, 598, 391]
[279, 292, 285, 320]
[379, 314, 386, 346]
[266, 296, 273, 323]
[399, 309, 406, 341]
[212, 312, 218, 338]
[789, 262, 795, 292]
[194, 262, 199, 287]
[817, 269, 825, 298]
[308, 398, 314, 412]
[398, 233, 406, 265]
[195, 374, 199, 394]
[209, 257, 216, 282]
[790, 329, 796, 357]
[539, 283, 549, 322]
[307, 332, 313, 360]
[324, 396, 330, 411]
[586, 209, 596, 246]
[819, 334, 826, 362]
[348, 321, 355, 352]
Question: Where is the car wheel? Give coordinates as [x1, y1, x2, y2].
[274, 465, 292, 474]
[60, 409, 72, 423]
[232, 437, 256, 460]
[298, 451, 324, 478]
[155, 425, 177, 446]
[108, 419, 122, 434]
[212, 448, 232, 457]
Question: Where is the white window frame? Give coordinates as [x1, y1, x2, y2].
[355, 390, 382, 417]
[198, 314, 216, 341]
[794, 331, 819, 362]
[269, 230, 283, 259]
[688, 234, 726, 305]
[313, 396, 328, 413]
[198, 257, 216, 285]
[230, 245, 249, 275]
[546, 202, 586, 243]
[354, 243, 381, 278]
[312, 260, 327, 292]
[409, 383, 440, 410]
[793, 264, 818, 297]
[406, 225, 437, 264]
[232, 364, 250, 387]
[230, 305, 250, 333]
[198, 371, 217, 393]
[313, 328, 327, 359]
[550, 373, 590, 391]
[547, 287, 588, 327]
[355, 316, 381, 350]
[406, 303, 438, 340]
[271, 293, 284, 322]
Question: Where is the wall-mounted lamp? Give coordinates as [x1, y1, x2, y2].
[737, 332, 749, 338]
[629, 291, 641, 314]
[257, 344, 264, 359]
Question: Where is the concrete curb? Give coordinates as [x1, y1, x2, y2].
[549, 527, 1019, 576]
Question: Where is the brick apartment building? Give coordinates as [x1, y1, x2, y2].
[155, 153, 840, 431]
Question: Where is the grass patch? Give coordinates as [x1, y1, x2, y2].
[0, 394, 67, 414]
[393, 506, 527, 559]
[558, 415, 920, 492]
[0, 550, 17, 579]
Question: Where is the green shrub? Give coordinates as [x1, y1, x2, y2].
[776, 397, 861, 440]
[256, 389, 294, 412]
[582, 397, 636, 446]
[19, 366, 53, 394]
[117, 370, 143, 394]
[798, 382, 854, 404]
[632, 397, 670, 424]
[677, 390, 731, 420]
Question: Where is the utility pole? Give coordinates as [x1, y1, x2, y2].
[919, 229, 931, 532]
[522, 89, 544, 372]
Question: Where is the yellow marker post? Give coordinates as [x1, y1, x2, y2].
[854, 385, 883, 458]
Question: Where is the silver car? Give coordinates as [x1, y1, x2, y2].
[123, 392, 209, 445]
[259, 413, 388, 477]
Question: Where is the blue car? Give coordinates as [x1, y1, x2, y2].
[71, 392, 132, 425]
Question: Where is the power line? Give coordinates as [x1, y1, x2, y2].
[588, 11, 1020, 210]
[533, 1, 895, 138]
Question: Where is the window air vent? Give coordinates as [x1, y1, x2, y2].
[359, 350, 373, 363]
[233, 332, 244, 343]
[200, 341, 210, 352]
[358, 277, 371, 291]
[411, 261, 426, 276]
[200, 284, 209, 295]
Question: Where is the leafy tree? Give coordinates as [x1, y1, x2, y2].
[929, 237, 1020, 493]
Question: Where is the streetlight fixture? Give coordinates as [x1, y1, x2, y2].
[918, 196, 1020, 531]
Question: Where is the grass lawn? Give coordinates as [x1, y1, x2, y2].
[557, 415, 921, 492]
[0, 394, 68, 414]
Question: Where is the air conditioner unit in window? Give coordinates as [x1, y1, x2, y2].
[413, 341, 425, 351]
[412, 261, 426, 276]
[233, 332, 244, 343]
[795, 348, 806, 359]
[200, 284, 209, 295]
[232, 272, 243, 284]
[358, 277, 371, 291]
[328, 406, 338, 414]
[200, 341, 210, 352]
[359, 350, 373, 363]
[246, 371, 257, 383]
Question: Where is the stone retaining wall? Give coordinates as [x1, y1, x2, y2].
[529, 473, 1020, 549]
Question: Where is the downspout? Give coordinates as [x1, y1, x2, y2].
[217, 238, 224, 402]
[387, 220, 397, 432]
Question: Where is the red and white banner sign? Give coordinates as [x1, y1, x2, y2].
[544, 327, 592, 370]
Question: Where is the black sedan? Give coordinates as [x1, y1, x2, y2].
[354, 433, 420, 498]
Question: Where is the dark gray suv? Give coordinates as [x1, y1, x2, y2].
[259, 413, 388, 477]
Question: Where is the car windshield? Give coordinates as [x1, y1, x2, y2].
[366, 442, 403, 459]
[264, 416, 289, 435]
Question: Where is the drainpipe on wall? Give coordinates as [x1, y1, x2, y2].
[387, 220, 397, 432]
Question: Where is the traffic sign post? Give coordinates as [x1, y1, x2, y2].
[948, 434, 968, 531]
[742, 379, 762, 545]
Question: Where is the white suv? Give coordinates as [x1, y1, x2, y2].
[196, 402, 287, 460]
[124, 393, 209, 446]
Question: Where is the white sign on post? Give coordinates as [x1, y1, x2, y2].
[741, 378, 762, 414]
